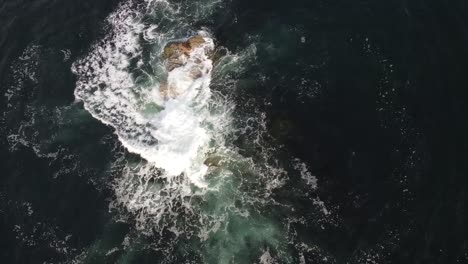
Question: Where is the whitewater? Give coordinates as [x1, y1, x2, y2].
[71, 0, 325, 262]
[72, 3, 219, 188]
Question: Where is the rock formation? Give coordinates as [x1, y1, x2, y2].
[162, 35, 206, 71]
[159, 35, 210, 98]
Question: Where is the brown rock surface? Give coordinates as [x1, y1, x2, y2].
[163, 35, 206, 60]
[187, 35, 205, 49]
[160, 35, 209, 99]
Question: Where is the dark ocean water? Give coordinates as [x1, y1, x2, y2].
[1, 0, 468, 263]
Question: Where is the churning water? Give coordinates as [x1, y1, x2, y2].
[71, 0, 324, 262]
[3, 0, 444, 262]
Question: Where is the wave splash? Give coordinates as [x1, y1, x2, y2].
[72, 1, 221, 188]
[71, 0, 247, 237]
[72, 0, 323, 262]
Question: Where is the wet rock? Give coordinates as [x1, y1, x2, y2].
[204, 155, 222, 167]
[187, 35, 205, 49]
[211, 47, 228, 64]
[163, 42, 190, 59]
[160, 35, 211, 99]
[162, 35, 206, 60]
[162, 35, 208, 73]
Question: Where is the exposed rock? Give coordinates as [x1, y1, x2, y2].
[211, 47, 228, 64]
[203, 155, 222, 167]
[163, 42, 191, 59]
[187, 35, 205, 49]
[162, 35, 206, 60]
[160, 35, 211, 99]
[166, 57, 186, 71]
[162, 35, 208, 73]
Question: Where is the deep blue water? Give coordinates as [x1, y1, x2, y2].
[1, 0, 468, 263]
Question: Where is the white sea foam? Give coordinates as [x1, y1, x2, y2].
[71, 4, 328, 262]
[71, 0, 245, 236]
[72, 0, 220, 187]
[293, 158, 317, 189]
[116, 35, 215, 187]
